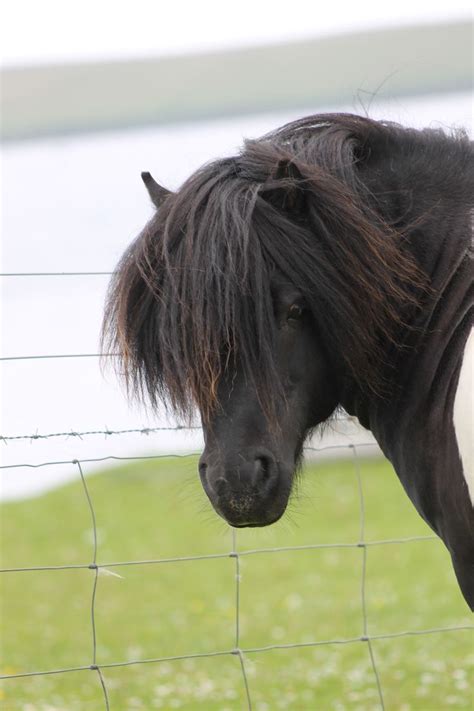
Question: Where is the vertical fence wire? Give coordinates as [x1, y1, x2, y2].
[231, 527, 253, 710]
[352, 444, 386, 710]
[76, 459, 110, 710]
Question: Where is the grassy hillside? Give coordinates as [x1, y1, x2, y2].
[3, 21, 472, 141]
[0, 455, 472, 710]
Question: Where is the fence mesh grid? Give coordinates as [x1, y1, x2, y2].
[1, 437, 473, 710]
[2, 272, 473, 709]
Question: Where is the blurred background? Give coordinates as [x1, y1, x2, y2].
[1, 3, 473, 709]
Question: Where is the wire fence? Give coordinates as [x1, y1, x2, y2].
[1, 436, 473, 710]
[2, 270, 473, 709]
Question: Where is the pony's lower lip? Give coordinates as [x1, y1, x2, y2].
[224, 511, 285, 528]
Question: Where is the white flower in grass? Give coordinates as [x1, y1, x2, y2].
[420, 672, 436, 685]
[154, 684, 173, 697]
[284, 593, 303, 611]
[224, 688, 238, 699]
[347, 667, 366, 684]
[271, 625, 285, 639]
[157, 662, 173, 676]
[428, 659, 446, 672]
[446, 696, 462, 705]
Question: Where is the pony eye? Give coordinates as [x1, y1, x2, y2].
[287, 303, 304, 321]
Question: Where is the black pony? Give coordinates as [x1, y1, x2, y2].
[102, 114, 474, 608]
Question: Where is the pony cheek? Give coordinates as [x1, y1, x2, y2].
[286, 363, 338, 430]
[305, 385, 339, 427]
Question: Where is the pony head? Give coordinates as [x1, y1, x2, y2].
[102, 114, 423, 526]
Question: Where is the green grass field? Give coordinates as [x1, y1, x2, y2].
[0, 455, 472, 710]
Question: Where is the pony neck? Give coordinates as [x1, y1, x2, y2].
[340, 192, 473, 459]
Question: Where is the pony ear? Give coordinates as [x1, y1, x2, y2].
[261, 159, 306, 213]
[141, 171, 171, 208]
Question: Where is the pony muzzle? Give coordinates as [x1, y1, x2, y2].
[198, 449, 290, 527]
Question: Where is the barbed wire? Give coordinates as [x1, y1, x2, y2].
[0, 416, 353, 443]
[0, 425, 201, 442]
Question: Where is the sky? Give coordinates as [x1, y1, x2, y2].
[1, 0, 472, 66]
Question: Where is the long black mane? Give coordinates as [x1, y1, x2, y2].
[102, 113, 470, 421]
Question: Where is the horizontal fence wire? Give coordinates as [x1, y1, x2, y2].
[0, 271, 113, 277]
[0, 425, 202, 442]
[3, 626, 472, 681]
[0, 442, 377, 469]
[0, 536, 439, 574]
[1, 440, 473, 711]
[0, 353, 117, 361]
[0, 416, 352, 443]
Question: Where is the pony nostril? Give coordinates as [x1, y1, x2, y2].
[198, 461, 208, 480]
[214, 477, 228, 495]
[255, 456, 270, 482]
[253, 453, 277, 490]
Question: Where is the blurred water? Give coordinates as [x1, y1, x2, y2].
[1, 92, 472, 499]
